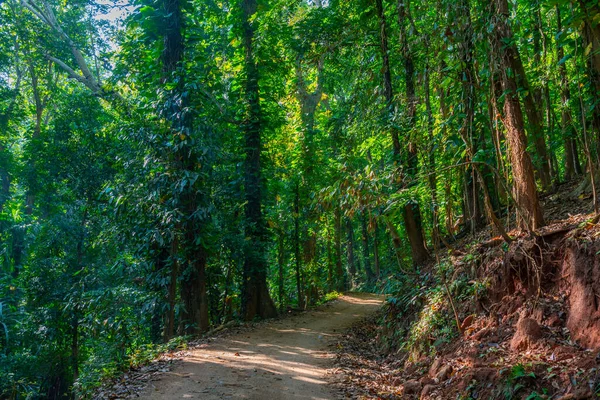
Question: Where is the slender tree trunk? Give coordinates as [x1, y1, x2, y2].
[375, 0, 429, 266]
[455, 0, 484, 233]
[241, 0, 277, 320]
[295, 53, 325, 296]
[164, 242, 177, 341]
[326, 233, 333, 289]
[517, 69, 552, 190]
[346, 218, 356, 283]
[424, 60, 440, 247]
[454, 2, 506, 235]
[334, 206, 344, 290]
[436, 79, 457, 235]
[24, 62, 44, 216]
[277, 229, 285, 312]
[374, 0, 400, 155]
[302, 233, 317, 305]
[160, 0, 209, 334]
[294, 182, 304, 308]
[373, 220, 381, 280]
[536, 6, 559, 184]
[361, 211, 375, 283]
[574, 28, 600, 213]
[397, 0, 430, 265]
[557, 6, 582, 180]
[492, 0, 544, 230]
[507, 15, 552, 190]
[580, 14, 600, 159]
[71, 313, 79, 399]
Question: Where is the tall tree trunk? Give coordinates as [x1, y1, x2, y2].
[161, 0, 209, 334]
[24, 62, 44, 216]
[240, 0, 277, 320]
[507, 6, 552, 190]
[516, 62, 552, 190]
[295, 53, 325, 290]
[375, 0, 428, 265]
[492, 0, 544, 230]
[536, 5, 558, 184]
[556, 5, 582, 180]
[579, 5, 600, 159]
[397, 0, 430, 265]
[277, 229, 285, 311]
[455, 0, 484, 233]
[334, 206, 344, 290]
[374, 0, 400, 155]
[294, 182, 304, 309]
[436, 78, 457, 235]
[424, 60, 440, 247]
[577, 1, 600, 106]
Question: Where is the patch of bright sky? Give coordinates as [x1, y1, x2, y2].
[93, 0, 135, 53]
[96, 0, 134, 25]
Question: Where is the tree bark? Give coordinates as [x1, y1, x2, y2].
[294, 182, 304, 309]
[455, 0, 484, 233]
[161, 0, 209, 334]
[491, 0, 544, 230]
[240, 0, 277, 320]
[397, 0, 430, 265]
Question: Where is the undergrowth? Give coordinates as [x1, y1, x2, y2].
[379, 251, 488, 360]
[75, 335, 190, 398]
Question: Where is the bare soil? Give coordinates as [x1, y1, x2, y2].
[138, 293, 383, 400]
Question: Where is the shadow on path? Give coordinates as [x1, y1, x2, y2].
[141, 293, 384, 400]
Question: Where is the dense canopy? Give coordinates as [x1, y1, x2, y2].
[1, 0, 599, 397]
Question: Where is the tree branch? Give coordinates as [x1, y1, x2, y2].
[21, 0, 102, 94]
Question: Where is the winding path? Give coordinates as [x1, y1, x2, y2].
[140, 293, 383, 400]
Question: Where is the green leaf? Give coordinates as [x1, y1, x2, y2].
[558, 54, 573, 65]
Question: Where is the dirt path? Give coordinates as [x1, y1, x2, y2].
[140, 293, 383, 400]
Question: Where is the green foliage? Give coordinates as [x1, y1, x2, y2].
[499, 364, 537, 399]
[0, 0, 598, 396]
[403, 287, 457, 360]
[322, 291, 342, 303]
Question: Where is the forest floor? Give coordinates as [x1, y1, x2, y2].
[101, 293, 384, 399]
[330, 181, 600, 399]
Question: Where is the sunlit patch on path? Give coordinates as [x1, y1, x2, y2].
[140, 293, 384, 400]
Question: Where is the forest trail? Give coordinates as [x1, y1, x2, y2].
[140, 293, 384, 400]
